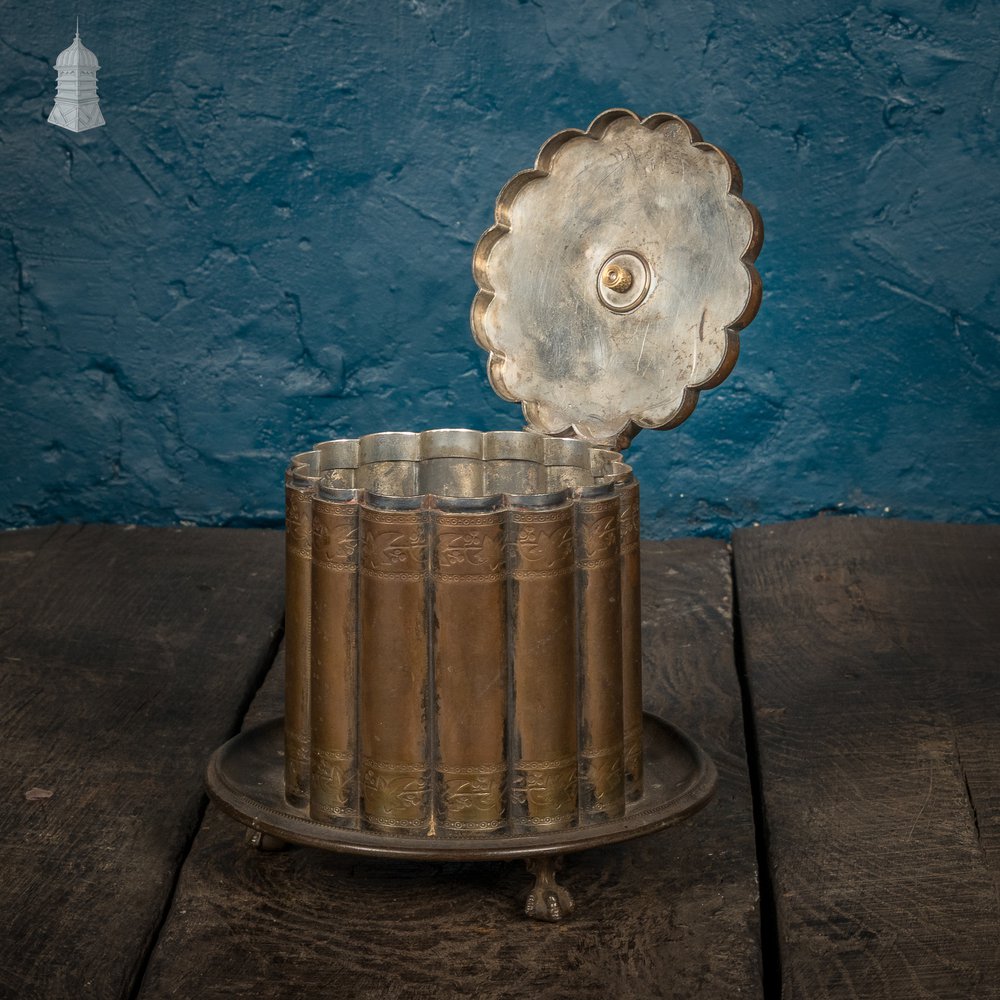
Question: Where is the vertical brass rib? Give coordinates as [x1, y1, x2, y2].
[618, 478, 644, 801]
[576, 491, 626, 821]
[309, 495, 360, 827]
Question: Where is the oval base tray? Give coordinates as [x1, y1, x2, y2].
[206, 713, 716, 861]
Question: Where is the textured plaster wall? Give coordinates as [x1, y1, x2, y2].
[1, 0, 997, 537]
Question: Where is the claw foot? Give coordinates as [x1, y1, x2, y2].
[245, 828, 288, 852]
[524, 856, 574, 922]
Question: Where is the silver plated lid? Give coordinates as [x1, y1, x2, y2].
[472, 108, 763, 449]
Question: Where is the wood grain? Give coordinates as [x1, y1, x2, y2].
[0, 525, 284, 1000]
[733, 516, 1000, 999]
[138, 539, 762, 1000]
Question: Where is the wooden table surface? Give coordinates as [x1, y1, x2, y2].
[1, 517, 997, 999]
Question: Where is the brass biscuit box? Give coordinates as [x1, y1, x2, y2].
[207, 108, 763, 921]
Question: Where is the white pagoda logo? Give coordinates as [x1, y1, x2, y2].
[48, 20, 105, 133]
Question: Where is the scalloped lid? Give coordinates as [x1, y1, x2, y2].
[471, 108, 763, 450]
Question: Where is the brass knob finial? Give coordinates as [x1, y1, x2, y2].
[601, 263, 634, 293]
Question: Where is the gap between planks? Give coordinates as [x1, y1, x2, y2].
[731, 542, 783, 1000]
[130, 622, 285, 1000]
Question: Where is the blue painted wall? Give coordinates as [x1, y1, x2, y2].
[1, 0, 997, 537]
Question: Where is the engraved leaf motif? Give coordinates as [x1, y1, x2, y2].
[586, 756, 624, 804]
[518, 526, 575, 565]
[443, 775, 503, 812]
[363, 530, 425, 570]
[438, 531, 501, 570]
[316, 521, 358, 562]
[362, 769, 428, 810]
[312, 762, 351, 809]
[513, 765, 578, 809]
[581, 513, 619, 558]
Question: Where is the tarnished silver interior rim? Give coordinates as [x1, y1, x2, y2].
[288, 429, 632, 504]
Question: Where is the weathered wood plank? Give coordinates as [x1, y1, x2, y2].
[0, 524, 285, 1000]
[733, 516, 1000, 1000]
[139, 539, 762, 1000]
